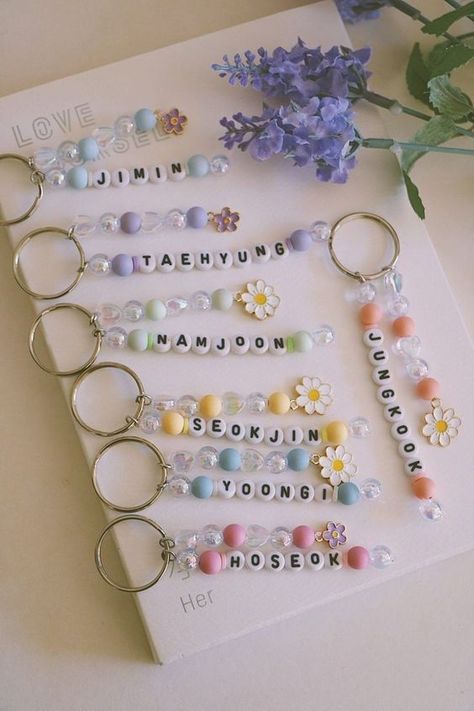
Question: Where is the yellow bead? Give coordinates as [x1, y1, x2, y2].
[199, 394, 222, 418]
[322, 420, 348, 444]
[162, 411, 185, 436]
[268, 392, 291, 415]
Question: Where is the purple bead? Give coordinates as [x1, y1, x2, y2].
[186, 206, 208, 229]
[111, 254, 134, 276]
[120, 211, 142, 234]
[289, 229, 312, 252]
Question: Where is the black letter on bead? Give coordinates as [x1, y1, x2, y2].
[261, 483, 271, 496]
[236, 251, 248, 264]
[407, 459, 423, 473]
[155, 334, 168, 345]
[299, 485, 310, 500]
[171, 162, 183, 175]
[195, 336, 208, 349]
[241, 483, 252, 496]
[274, 242, 285, 256]
[176, 334, 188, 347]
[160, 254, 173, 267]
[143, 255, 152, 266]
[248, 426, 262, 440]
[97, 172, 107, 185]
[255, 245, 267, 258]
[272, 337, 285, 350]
[235, 336, 245, 347]
[181, 253, 191, 266]
[199, 253, 211, 265]
[306, 429, 320, 443]
[387, 405, 402, 419]
[377, 369, 391, 381]
[381, 389, 395, 400]
[215, 339, 226, 351]
[270, 553, 281, 570]
[133, 167, 146, 180]
[279, 485, 292, 500]
[327, 552, 340, 567]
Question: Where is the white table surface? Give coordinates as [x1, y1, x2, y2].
[0, 1, 473, 710]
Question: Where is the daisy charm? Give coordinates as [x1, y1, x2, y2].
[294, 376, 333, 414]
[422, 400, 461, 447]
[316, 445, 357, 486]
[237, 280, 280, 320]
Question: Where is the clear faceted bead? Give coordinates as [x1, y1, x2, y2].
[312, 324, 335, 345]
[99, 212, 120, 233]
[104, 327, 127, 349]
[383, 269, 403, 295]
[356, 282, 376, 304]
[166, 297, 188, 317]
[57, 140, 82, 165]
[210, 154, 230, 174]
[151, 395, 176, 411]
[165, 209, 187, 230]
[270, 526, 293, 549]
[245, 524, 269, 548]
[89, 253, 111, 276]
[405, 358, 429, 381]
[349, 416, 371, 438]
[123, 300, 145, 321]
[73, 215, 96, 236]
[222, 392, 245, 416]
[419, 499, 443, 521]
[176, 395, 198, 417]
[264, 451, 288, 474]
[33, 147, 57, 170]
[246, 392, 267, 414]
[360, 478, 383, 500]
[309, 220, 330, 242]
[200, 525, 223, 547]
[177, 548, 199, 570]
[139, 409, 161, 434]
[114, 115, 136, 137]
[369, 545, 394, 569]
[45, 168, 66, 188]
[241, 449, 264, 472]
[190, 291, 212, 312]
[395, 335, 422, 359]
[197, 446, 219, 470]
[92, 126, 116, 150]
[141, 211, 163, 232]
[168, 477, 192, 498]
[386, 295, 410, 317]
[170, 450, 194, 474]
[174, 528, 198, 547]
[96, 303, 122, 327]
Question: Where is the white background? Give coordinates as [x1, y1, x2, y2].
[0, 0, 473, 709]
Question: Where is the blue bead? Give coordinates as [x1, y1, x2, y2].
[187, 154, 210, 177]
[134, 108, 157, 132]
[219, 447, 241, 472]
[191, 475, 214, 499]
[78, 137, 99, 162]
[287, 448, 310, 471]
[338, 482, 361, 505]
[67, 166, 89, 189]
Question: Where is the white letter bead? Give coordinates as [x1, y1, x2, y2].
[195, 251, 214, 271]
[171, 334, 191, 353]
[404, 458, 424, 477]
[177, 252, 195, 272]
[111, 168, 130, 187]
[236, 480, 255, 500]
[192, 336, 210, 355]
[275, 483, 295, 503]
[314, 484, 334, 503]
[285, 552, 304, 571]
[233, 249, 251, 267]
[398, 440, 418, 458]
[211, 336, 230, 356]
[304, 428, 321, 446]
[152, 335, 170, 353]
[284, 426, 303, 445]
[305, 550, 324, 570]
[251, 243, 271, 263]
[295, 483, 314, 503]
[245, 424, 264, 444]
[264, 428, 284, 447]
[214, 250, 233, 269]
[391, 422, 410, 440]
[168, 162, 186, 181]
[266, 551, 285, 572]
[256, 481, 275, 501]
[156, 253, 176, 273]
[377, 385, 397, 404]
[226, 550, 245, 570]
[138, 255, 156, 273]
[250, 335, 269, 355]
[325, 550, 342, 570]
[384, 403, 405, 422]
[92, 169, 111, 189]
[363, 328, 384, 347]
[148, 164, 167, 183]
[216, 479, 236, 498]
[226, 422, 246, 442]
[245, 550, 265, 571]
[207, 418, 226, 438]
[130, 167, 149, 185]
[269, 337, 287, 355]
[369, 348, 389, 366]
[372, 366, 392, 385]
[231, 335, 250, 355]
[270, 241, 289, 259]
[188, 416, 206, 437]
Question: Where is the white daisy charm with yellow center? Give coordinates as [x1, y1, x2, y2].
[294, 376, 333, 415]
[237, 280, 280, 320]
[422, 400, 461, 447]
[313, 445, 357, 486]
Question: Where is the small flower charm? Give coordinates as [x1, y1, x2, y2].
[294, 376, 333, 414]
[210, 207, 240, 232]
[158, 108, 188, 135]
[317, 445, 357, 486]
[238, 280, 280, 320]
[422, 400, 461, 447]
[320, 522, 347, 549]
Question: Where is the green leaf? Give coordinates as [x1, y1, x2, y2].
[428, 75, 473, 120]
[402, 171, 425, 220]
[401, 115, 459, 172]
[428, 43, 474, 78]
[406, 43, 431, 105]
[422, 2, 474, 36]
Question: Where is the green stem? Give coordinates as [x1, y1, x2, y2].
[362, 137, 474, 155]
[389, 0, 460, 42]
[456, 31, 474, 40]
[443, 0, 474, 23]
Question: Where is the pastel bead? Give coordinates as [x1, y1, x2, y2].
[223, 523, 246, 548]
[293, 331, 313, 353]
[292, 525, 315, 549]
[359, 303, 382, 328]
[338, 482, 361, 505]
[127, 329, 148, 352]
[187, 154, 210, 177]
[161, 411, 185, 435]
[393, 316, 415, 337]
[289, 229, 312, 252]
[111, 254, 134, 276]
[323, 420, 348, 445]
[120, 211, 142, 234]
[67, 166, 88, 189]
[287, 448, 310, 471]
[199, 550, 224, 575]
[186, 206, 208, 229]
[268, 392, 291, 415]
[212, 288, 234, 311]
[191, 475, 214, 499]
[78, 136, 99, 161]
[412, 476, 436, 500]
[416, 377, 441, 400]
[200, 394, 222, 418]
[134, 108, 157, 132]
[219, 447, 241, 472]
[347, 546, 370, 570]
[146, 299, 166, 321]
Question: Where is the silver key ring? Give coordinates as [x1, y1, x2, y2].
[0, 153, 44, 226]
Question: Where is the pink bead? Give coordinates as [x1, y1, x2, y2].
[199, 550, 223, 575]
[416, 377, 440, 401]
[223, 523, 246, 548]
[347, 546, 370, 570]
[392, 315, 415, 337]
[412, 476, 436, 500]
[359, 303, 382, 328]
[292, 525, 315, 549]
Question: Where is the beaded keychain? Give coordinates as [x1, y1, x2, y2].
[94, 514, 393, 591]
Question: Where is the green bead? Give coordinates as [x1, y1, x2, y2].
[191, 475, 214, 499]
[286, 336, 294, 353]
[187, 154, 210, 177]
[147, 332, 155, 350]
[212, 288, 234, 311]
[293, 330, 314, 353]
[128, 329, 149, 352]
[219, 447, 241, 472]
[146, 299, 166, 321]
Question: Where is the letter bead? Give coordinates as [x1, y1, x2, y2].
[270, 241, 289, 259]
[138, 255, 156, 273]
[284, 427, 304, 446]
[383, 403, 405, 422]
[314, 483, 334, 503]
[177, 252, 195, 272]
[216, 479, 236, 498]
[168, 162, 186, 181]
[211, 337, 230, 356]
[256, 482, 276, 501]
[245, 424, 264, 444]
[404, 458, 424, 477]
[325, 551, 342, 570]
[92, 169, 111, 189]
[264, 428, 284, 447]
[305, 550, 324, 570]
[391, 422, 410, 440]
[266, 551, 285, 572]
[231, 335, 250, 355]
[195, 251, 214, 271]
[234, 249, 251, 267]
[227, 550, 245, 570]
[295, 483, 314, 503]
[251, 244, 271, 263]
[372, 366, 392, 385]
[192, 336, 210, 355]
[188, 416, 206, 437]
[214, 251, 233, 270]
[236, 480, 255, 500]
[207, 418, 226, 438]
[275, 483, 295, 503]
[245, 550, 265, 571]
[377, 385, 397, 404]
[156, 253, 176, 273]
[398, 440, 418, 458]
[250, 335, 269, 355]
[111, 168, 130, 187]
[172, 334, 191, 353]
[304, 428, 321, 446]
[152, 334, 170, 353]
[269, 337, 287, 356]
[130, 167, 149, 185]
[226, 422, 246, 442]
[148, 164, 167, 184]
[368, 348, 389, 366]
[362, 328, 384, 347]
[285, 552, 304, 571]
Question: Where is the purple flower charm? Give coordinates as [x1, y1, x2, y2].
[160, 108, 188, 135]
[335, 0, 388, 24]
[322, 522, 347, 549]
[211, 206, 240, 232]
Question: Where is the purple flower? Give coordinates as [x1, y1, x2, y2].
[212, 207, 240, 232]
[335, 0, 389, 24]
[160, 108, 188, 135]
[248, 119, 285, 160]
[322, 522, 347, 549]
